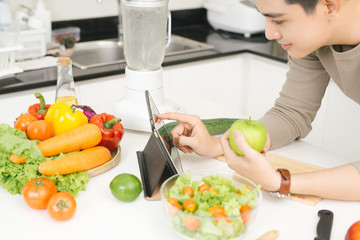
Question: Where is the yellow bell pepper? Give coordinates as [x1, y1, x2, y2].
[44, 102, 88, 136]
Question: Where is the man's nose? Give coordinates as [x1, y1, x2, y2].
[265, 19, 282, 40]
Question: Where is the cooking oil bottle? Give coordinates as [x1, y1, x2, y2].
[55, 57, 78, 106]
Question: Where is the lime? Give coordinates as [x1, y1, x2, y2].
[110, 173, 143, 202]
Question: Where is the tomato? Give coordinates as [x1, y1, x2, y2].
[198, 183, 211, 193]
[182, 185, 194, 197]
[184, 215, 200, 232]
[167, 197, 182, 216]
[237, 186, 251, 195]
[240, 204, 252, 225]
[14, 114, 37, 132]
[208, 205, 225, 215]
[22, 178, 57, 209]
[346, 220, 360, 240]
[167, 197, 179, 206]
[26, 120, 54, 141]
[183, 199, 197, 213]
[198, 183, 217, 194]
[48, 192, 76, 221]
[213, 212, 231, 223]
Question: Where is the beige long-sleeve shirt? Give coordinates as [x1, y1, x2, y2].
[259, 44, 360, 171]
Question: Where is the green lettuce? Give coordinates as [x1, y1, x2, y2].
[0, 123, 89, 196]
[167, 171, 260, 240]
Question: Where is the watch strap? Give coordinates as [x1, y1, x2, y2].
[270, 168, 291, 198]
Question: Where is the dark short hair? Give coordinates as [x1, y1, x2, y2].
[285, 0, 319, 14]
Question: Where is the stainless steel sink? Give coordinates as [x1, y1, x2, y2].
[71, 34, 214, 69]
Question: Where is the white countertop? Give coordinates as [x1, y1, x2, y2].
[0, 128, 358, 240]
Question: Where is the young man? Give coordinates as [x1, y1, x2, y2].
[157, 0, 360, 201]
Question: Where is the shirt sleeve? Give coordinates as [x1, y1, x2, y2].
[259, 53, 331, 149]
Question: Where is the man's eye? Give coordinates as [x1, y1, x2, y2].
[271, 19, 283, 25]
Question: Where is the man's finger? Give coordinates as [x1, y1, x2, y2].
[220, 130, 240, 159]
[157, 112, 198, 126]
[233, 130, 261, 158]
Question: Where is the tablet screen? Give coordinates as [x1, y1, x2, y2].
[145, 91, 183, 174]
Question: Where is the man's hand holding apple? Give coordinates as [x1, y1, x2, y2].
[220, 122, 280, 192]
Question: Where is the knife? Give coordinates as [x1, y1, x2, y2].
[314, 209, 334, 240]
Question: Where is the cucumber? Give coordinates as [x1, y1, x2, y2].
[201, 118, 239, 136]
[160, 118, 238, 136]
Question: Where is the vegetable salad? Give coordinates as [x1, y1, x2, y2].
[166, 171, 260, 240]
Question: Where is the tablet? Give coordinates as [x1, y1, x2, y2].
[137, 91, 183, 199]
[145, 90, 183, 174]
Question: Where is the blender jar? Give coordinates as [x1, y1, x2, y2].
[121, 0, 171, 71]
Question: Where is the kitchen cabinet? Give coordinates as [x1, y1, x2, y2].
[310, 80, 360, 162]
[163, 53, 289, 120]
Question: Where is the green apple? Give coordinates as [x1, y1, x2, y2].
[229, 118, 267, 156]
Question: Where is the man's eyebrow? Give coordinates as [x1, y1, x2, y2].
[262, 13, 286, 18]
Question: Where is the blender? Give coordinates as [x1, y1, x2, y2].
[114, 0, 182, 132]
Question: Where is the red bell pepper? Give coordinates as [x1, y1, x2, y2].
[28, 92, 51, 120]
[89, 113, 124, 152]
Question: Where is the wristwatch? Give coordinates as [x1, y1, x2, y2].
[270, 168, 291, 198]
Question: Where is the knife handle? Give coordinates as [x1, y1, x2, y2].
[314, 209, 334, 240]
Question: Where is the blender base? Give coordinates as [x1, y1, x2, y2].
[114, 67, 184, 132]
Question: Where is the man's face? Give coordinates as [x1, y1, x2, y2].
[255, 0, 331, 58]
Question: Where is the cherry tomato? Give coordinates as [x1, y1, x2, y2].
[198, 183, 217, 194]
[183, 199, 197, 213]
[208, 205, 225, 215]
[22, 178, 57, 209]
[184, 215, 200, 232]
[213, 212, 231, 223]
[237, 186, 251, 195]
[26, 120, 54, 141]
[198, 183, 211, 193]
[167, 197, 179, 206]
[48, 192, 76, 221]
[167, 197, 181, 216]
[240, 204, 252, 225]
[14, 114, 37, 132]
[182, 185, 194, 197]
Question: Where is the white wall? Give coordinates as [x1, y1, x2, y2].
[9, 0, 204, 21]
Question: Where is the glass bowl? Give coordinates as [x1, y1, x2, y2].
[160, 170, 262, 240]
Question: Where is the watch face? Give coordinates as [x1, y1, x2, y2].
[269, 192, 290, 198]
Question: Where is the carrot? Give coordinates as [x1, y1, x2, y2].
[10, 153, 25, 163]
[240, 204, 252, 225]
[38, 146, 111, 175]
[37, 123, 102, 157]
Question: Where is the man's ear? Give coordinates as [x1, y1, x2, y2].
[323, 0, 341, 20]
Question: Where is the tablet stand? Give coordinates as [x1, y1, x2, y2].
[137, 132, 174, 201]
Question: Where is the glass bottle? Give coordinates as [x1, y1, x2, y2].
[0, 0, 12, 31]
[55, 57, 78, 106]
